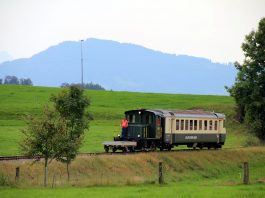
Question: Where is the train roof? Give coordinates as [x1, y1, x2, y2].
[125, 109, 225, 119]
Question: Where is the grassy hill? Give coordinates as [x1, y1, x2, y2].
[1, 85, 265, 197]
[0, 85, 258, 155]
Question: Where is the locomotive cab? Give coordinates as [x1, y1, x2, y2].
[114, 109, 163, 150]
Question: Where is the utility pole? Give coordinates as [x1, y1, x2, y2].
[80, 39, 84, 88]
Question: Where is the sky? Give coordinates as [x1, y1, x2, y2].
[0, 0, 264, 63]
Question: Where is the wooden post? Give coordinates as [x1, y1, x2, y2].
[52, 174, 56, 188]
[15, 167, 20, 181]
[158, 162, 164, 184]
[243, 162, 249, 184]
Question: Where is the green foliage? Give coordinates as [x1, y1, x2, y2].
[50, 85, 91, 181]
[21, 107, 62, 158]
[227, 18, 265, 140]
[61, 82, 105, 90]
[3, 75, 33, 85]
[21, 106, 67, 186]
[0, 174, 12, 186]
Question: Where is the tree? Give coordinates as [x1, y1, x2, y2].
[20, 78, 33, 85]
[61, 82, 105, 90]
[21, 107, 66, 187]
[50, 85, 91, 181]
[227, 18, 265, 140]
[0, 79, 2, 84]
[4, 75, 19, 84]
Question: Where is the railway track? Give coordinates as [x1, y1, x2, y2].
[0, 152, 134, 161]
[0, 147, 236, 161]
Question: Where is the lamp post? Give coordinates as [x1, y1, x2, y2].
[80, 39, 84, 88]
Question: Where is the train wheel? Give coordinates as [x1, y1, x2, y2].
[112, 147, 117, 153]
[150, 142, 156, 151]
[167, 145, 172, 151]
[104, 146, 109, 153]
[123, 147, 128, 153]
[129, 147, 135, 152]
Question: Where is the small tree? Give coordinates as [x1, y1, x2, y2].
[51, 85, 91, 181]
[21, 107, 66, 187]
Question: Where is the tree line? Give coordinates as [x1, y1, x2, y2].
[61, 82, 105, 90]
[0, 75, 33, 85]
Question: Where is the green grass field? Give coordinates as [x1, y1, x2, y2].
[0, 85, 265, 197]
[1, 183, 265, 198]
[0, 85, 258, 155]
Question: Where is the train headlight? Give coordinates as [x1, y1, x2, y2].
[137, 134, 140, 138]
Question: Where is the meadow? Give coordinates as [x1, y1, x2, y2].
[0, 85, 264, 197]
[0, 85, 257, 155]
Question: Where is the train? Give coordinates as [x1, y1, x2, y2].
[103, 109, 226, 152]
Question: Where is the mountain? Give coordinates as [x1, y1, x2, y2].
[0, 38, 236, 95]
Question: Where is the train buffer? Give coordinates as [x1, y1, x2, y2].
[103, 141, 137, 153]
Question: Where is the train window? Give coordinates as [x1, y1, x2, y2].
[190, 120, 193, 130]
[199, 120, 202, 130]
[129, 115, 132, 123]
[176, 120, 180, 130]
[181, 120, 184, 130]
[129, 115, 135, 123]
[194, 120, 197, 130]
[209, 120, 213, 130]
[149, 115, 153, 124]
[204, 120, 207, 130]
[185, 120, 189, 130]
[214, 121, 218, 130]
[146, 115, 150, 124]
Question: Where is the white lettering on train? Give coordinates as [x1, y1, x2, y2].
[185, 136, 198, 140]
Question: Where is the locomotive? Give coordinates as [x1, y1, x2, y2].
[103, 109, 226, 152]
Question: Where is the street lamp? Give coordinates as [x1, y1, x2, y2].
[80, 39, 84, 88]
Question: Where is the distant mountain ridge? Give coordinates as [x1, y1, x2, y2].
[0, 38, 236, 95]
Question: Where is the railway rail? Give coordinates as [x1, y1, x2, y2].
[0, 147, 238, 161]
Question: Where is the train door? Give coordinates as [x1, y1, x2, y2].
[156, 116, 163, 138]
[164, 117, 173, 144]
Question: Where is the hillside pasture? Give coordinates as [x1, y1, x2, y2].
[0, 85, 258, 155]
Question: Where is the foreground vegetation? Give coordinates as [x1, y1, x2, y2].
[1, 183, 265, 198]
[1, 147, 265, 197]
[1, 147, 265, 187]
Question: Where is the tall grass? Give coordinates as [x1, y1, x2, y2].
[0, 147, 265, 187]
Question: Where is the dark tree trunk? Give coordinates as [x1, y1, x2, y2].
[44, 157, 48, 187]
[67, 162, 70, 182]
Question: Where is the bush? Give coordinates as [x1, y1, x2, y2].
[0, 174, 12, 186]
